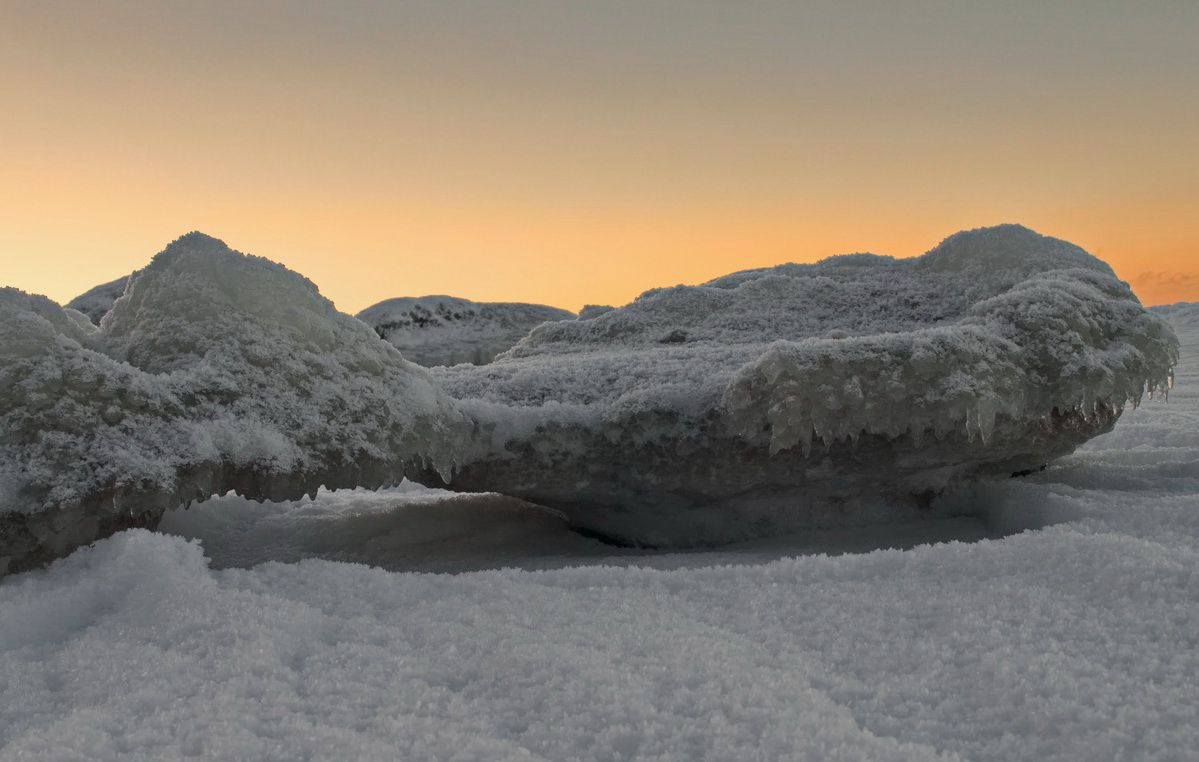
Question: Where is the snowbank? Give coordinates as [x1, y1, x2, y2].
[356, 295, 575, 366]
[1, 233, 467, 575]
[428, 225, 1178, 546]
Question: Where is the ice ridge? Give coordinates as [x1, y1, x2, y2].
[1, 233, 468, 575]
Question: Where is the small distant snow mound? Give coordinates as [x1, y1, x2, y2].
[426, 224, 1179, 547]
[2, 232, 468, 575]
[1151, 301, 1199, 328]
[356, 295, 575, 366]
[65, 275, 129, 325]
[578, 304, 616, 320]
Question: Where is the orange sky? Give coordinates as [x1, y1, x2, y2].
[2, 2, 1196, 313]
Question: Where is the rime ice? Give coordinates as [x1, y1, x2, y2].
[0, 225, 1181, 570]
[427, 225, 1178, 545]
[1, 233, 467, 575]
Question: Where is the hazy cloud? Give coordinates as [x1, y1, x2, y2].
[1135, 271, 1198, 286]
[1132, 270, 1199, 305]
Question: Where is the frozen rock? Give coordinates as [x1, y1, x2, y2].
[65, 275, 130, 325]
[422, 225, 1179, 547]
[1, 233, 468, 575]
[356, 295, 575, 366]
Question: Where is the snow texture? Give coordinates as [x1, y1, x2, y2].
[356, 295, 575, 367]
[64, 275, 129, 326]
[1, 305, 1197, 761]
[427, 225, 1178, 546]
[0, 233, 467, 575]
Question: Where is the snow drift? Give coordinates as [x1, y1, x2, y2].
[424, 225, 1178, 546]
[357, 295, 575, 367]
[0, 233, 467, 576]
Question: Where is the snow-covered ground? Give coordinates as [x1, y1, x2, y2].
[1, 311, 1196, 761]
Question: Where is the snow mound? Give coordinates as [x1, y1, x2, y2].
[356, 295, 575, 366]
[1, 233, 468, 576]
[426, 225, 1179, 546]
[65, 275, 129, 325]
[1151, 300, 1199, 328]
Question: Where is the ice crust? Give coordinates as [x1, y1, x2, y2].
[0, 233, 467, 575]
[0, 225, 1181, 570]
[65, 275, 129, 325]
[356, 295, 575, 367]
[428, 225, 1178, 545]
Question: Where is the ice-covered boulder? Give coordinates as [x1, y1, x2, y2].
[65, 275, 129, 325]
[1, 233, 468, 575]
[422, 225, 1179, 547]
[356, 296, 575, 366]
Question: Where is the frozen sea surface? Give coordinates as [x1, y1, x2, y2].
[1, 313, 1197, 761]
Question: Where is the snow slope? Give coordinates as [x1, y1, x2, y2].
[1, 308, 1196, 762]
[356, 295, 575, 367]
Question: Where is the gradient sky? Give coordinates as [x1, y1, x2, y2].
[3, 1, 1197, 313]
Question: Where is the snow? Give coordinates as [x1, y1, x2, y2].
[356, 295, 575, 367]
[1, 233, 467, 575]
[0, 304, 1196, 760]
[1151, 300, 1199, 328]
[0, 226, 1179, 571]
[428, 225, 1178, 546]
[64, 275, 129, 326]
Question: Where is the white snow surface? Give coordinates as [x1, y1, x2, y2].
[1, 309, 1196, 761]
[356, 295, 575, 367]
[64, 275, 129, 326]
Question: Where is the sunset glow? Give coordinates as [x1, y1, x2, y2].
[3, 1, 1196, 312]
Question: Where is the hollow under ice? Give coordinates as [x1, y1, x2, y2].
[0, 225, 1180, 573]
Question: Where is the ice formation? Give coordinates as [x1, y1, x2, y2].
[0, 224, 1181, 571]
[65, 275, 129, 325]
[424, 225, 1179, 546]
[356, 295, 575, 366]
[0, 233, 468, 575]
